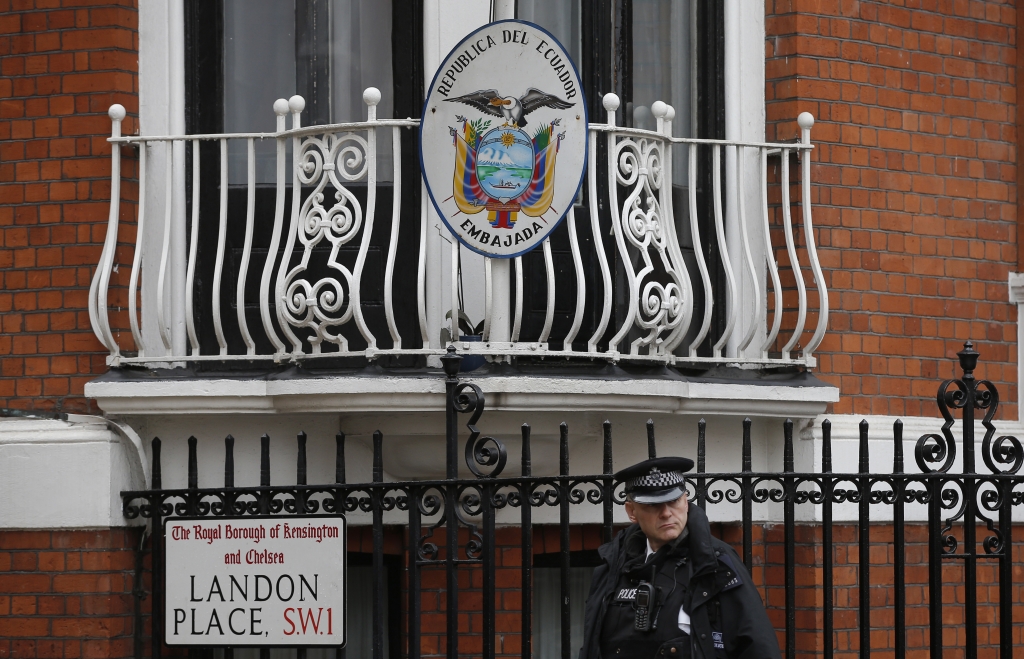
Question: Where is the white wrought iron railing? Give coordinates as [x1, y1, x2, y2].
[90, 88, 827, 369]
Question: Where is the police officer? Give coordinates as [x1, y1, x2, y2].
[579, 457, 781, 659]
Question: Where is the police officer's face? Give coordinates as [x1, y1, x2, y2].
[624, 493, 689, 551]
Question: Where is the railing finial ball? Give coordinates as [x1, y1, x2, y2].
[363, 87, 382, 107]
[288, 95, 306, 114]
[602, 93, 620, 112]
[651, 101, 668, 119]
[797, 112, 814, 130]
[273, 98, 289, 116]
[664, 105, 675, 121]
[108, 104, 126, 122]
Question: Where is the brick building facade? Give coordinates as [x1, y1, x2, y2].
[2, 1, 1023, 658]
[0, 0, 136, 417]
[2, 1, 1020, 419]
[766, 0, 1020, 418]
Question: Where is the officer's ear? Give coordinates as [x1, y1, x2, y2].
[624, 499, 637, 523]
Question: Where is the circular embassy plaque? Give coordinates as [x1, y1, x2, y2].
[420, 19, 588, 258]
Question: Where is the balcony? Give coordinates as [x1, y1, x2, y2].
[88, 89, 827, 374]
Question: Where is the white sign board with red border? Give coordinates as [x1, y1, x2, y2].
[164, 516, 346, 647]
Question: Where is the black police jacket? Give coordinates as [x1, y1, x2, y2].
[579, 504, 781, 659]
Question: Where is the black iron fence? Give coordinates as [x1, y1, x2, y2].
[122, 342, 1024, 659]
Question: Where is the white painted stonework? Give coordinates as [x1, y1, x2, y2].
[1007, 271, 1024, 414]
[1, 416, 146, 529]
[84, 375, 838, 417]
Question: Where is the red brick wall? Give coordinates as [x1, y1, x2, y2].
[766, 0, 1020, 418]
[0, 529, 142, 659]
[0, 0, 138, 416]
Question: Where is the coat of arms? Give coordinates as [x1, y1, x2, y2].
[420, 21, 588, 258]
[447, 88, 571, 229]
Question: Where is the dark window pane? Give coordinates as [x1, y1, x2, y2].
[223, 0, 394, 183]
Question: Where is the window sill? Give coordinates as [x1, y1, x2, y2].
[85, 365, 838, 418]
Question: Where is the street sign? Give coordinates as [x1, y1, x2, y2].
[420, 19, 588, 258]
[164, 516, 346, 646]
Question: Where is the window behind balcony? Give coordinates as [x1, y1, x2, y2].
[221, 0, 396, 183]
[184, 0, 423, 360]
[182, 1, 722, 362]
[515, 0, 724, 355]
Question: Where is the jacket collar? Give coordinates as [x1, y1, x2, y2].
[683, 502, 720, 578]
[599, 502, 719, 576]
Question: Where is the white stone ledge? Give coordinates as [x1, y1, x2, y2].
[86, 375, 838, 418]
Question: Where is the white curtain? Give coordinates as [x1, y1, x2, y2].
[333, 0, 394, 181]
[518, 0, 581, 66]
[632, 0, 691, 187]
[224, 1, 296, 184]
[534, 567, 594, 659]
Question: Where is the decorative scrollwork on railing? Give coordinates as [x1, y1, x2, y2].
[973, 382, 1024, 476]
[1013, 482, 1024, 506]
[936, 478, 967, 555]
[902, 481, 931, 504]
[983, 434, 1024, 475]
[748, 477, 786, 504]
[283, 493, 321, 515]
[978, 482, 1005, 555]
[915, 379, 961, 474]
[904, 342, 1024, 559]
[454, 382, 507, 479]
[280, 132, 371, 352]
[610, 134, 685, 355]
[831, 477, 861, 504]
[533, 484, 561, 507]
[916, 342, 1023, 477]
[413, 485, 446, 562]
[452, 485, 484, 560]
[611, 480, 628, 506]
[872, 479, 898, 506]
[868, 479, 894, 505]
[568, 478, 606, 506]
[700, 477, 744, 505]
[459, 486, 483, 517]
[793, 478, 826, 505]
[485, 483, 516, 510]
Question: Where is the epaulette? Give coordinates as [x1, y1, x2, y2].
[716, 551, 744, 591]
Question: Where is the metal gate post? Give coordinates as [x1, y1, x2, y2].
[958, 344, 978, 657]
[151, 437, 163, 659]
[441, 347, 461, 659]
